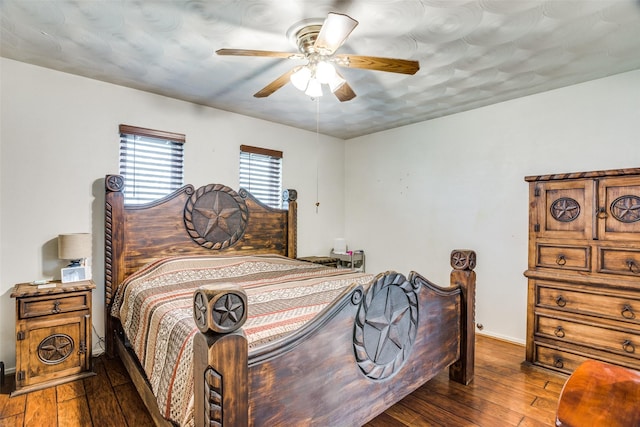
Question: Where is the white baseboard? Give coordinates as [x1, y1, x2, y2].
[477, 330, 526, 346]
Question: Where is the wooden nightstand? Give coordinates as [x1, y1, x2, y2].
[10, 280, 96, 396]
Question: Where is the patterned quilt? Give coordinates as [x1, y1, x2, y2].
[111, 254, 373, 426]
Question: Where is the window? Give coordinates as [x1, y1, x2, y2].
[119, 124, 185, 205]
[239, 145, 283, 209]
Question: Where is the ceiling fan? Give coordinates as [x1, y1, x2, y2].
[216, 12, 420, 102]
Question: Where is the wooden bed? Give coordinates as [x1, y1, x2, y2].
[104, 174, 476, 426]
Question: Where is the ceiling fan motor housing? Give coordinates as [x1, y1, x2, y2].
[286, 19, 325, 55]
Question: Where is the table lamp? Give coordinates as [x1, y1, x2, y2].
[58, 233, 91, 283]
[58, 233, 91, 267]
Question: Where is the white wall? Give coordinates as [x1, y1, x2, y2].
[0, 58, 346, 369]
[345, 69, 640, 344]
[2, 57, 638, 372]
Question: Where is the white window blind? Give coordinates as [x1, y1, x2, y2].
[239, 145, 283, 209]
[119, 124, 185, 205]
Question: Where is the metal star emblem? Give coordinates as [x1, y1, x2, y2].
[365, 288, 409, 362]
[194, 193, 240, 238]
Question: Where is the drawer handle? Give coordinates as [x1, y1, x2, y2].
[554, 326, 565, 338]
[597, 207, 608, 219]
[623, 340, 636, 354]
[554, 356, 564, 369]
[622, 304, 636, 319]
[52, 300, 61, 314]
[626, 259, 640, 274]
[556, 255, 567, 266]
[555, 295, 567, 307]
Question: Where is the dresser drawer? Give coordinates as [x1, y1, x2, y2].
[18, 292, 91, 319]
[536, 314, 640, 358]
[536, 244, 590, 271]
[597, 247, 640, 278]
[536, 283, 640, 325]
[533, 343, 590, 374]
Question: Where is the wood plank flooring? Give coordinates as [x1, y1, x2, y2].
[0, 335, 567, 426]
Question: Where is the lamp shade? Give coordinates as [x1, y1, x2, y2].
[290, 66, 312, 91]
[305, 78, 323, 97]
[58, 233, 92, 260]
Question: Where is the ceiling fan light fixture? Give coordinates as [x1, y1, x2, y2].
[305, 78, 323, 97]
[315, 60, 337, 84]
[328, 74, 346, 93]
[290, 66, 312, 91]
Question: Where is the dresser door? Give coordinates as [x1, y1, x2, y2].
[531, 179, 595, 240]
[598, 176, 640, 241]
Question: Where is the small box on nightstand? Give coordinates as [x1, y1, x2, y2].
[10, 280, 96, 396]
[330, 250, 366, 272]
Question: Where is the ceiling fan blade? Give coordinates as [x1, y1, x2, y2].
[336, 54, 420, 75]
[314, 13, 358, 55]
[254, 68, 296, 98]
[333, 81, 356, 102]
[216, 49, 303, 59]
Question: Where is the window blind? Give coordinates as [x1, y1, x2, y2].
[239, 145, 283, 209]
[119, 125, 185, 205]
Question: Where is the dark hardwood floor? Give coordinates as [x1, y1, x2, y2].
[0, 335, 567, 426]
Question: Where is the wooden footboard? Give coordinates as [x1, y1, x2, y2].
[193, 250, 476, 427]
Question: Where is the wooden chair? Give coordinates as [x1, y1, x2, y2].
[556, 360, 640, 427]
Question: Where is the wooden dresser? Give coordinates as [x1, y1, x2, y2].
[524, 168, 640, 374]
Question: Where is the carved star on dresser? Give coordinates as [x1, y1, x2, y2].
[611, 195, 640, 223]
[194, 193, 240, 238]
[551, 197, 580, 222]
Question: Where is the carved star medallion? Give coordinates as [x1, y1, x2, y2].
[354, 273, 418, 380]
[213, 294, 244, 328]
[365, 287, 410, 362]
[184, 184, 249, 249]
[551, 197, 580, 222]
[611, 195, 640, 223]
[194, 192, 240, 239]
[194, 292, 207, 327]
[38, 334, 73, 363]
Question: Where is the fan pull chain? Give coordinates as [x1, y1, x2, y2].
[315, 97, 320, 214]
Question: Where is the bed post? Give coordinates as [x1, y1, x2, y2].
[448, 249, 476, 385]
[285, 189, 297, 258]
[193, 284, 249, 427]
[104, 174, 126, 357]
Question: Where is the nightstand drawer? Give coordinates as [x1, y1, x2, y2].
[19, 292, 91, 319]
[536, 244, 590, 271]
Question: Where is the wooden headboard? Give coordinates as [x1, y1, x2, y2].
[104, 174, 297, 354]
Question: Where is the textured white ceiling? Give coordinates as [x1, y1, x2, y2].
[2, 0, 640, 139]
